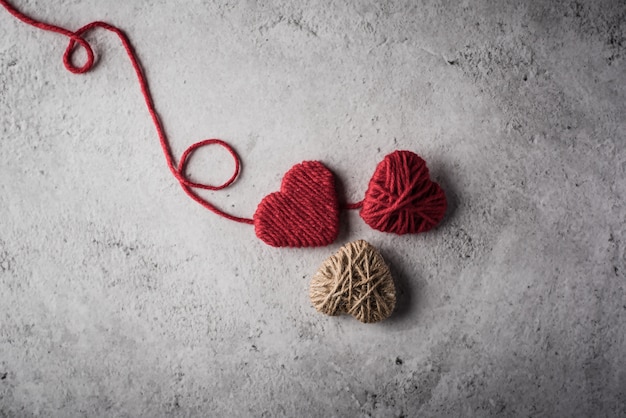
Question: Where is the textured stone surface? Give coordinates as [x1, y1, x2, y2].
[1, 0, 625, 416]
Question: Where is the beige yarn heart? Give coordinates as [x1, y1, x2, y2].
[310, 240, 396, 323]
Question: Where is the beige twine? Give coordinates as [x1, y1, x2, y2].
[310, 240, 396, 323]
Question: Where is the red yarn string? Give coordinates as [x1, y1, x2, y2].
[344, 201, 363, 210]
[0, 0, 254, 225]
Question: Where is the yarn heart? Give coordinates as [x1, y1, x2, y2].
[360, 150, 446, 235]
[254, 161, 339, 247]
[310, 240, 396, 323]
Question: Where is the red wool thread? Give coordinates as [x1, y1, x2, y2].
[0, 0, 253, 225]
[360, 150, 447, 234]
[1, 1, 447, 247]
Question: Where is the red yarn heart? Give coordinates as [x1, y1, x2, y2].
[360, 150, 446, 234]
[254, 161, 340, 247]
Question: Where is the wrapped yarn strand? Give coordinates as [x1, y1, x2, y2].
[359, 150, 447, 234]
[310, 240, 396, 323]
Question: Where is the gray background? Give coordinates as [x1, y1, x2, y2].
[1, 0, 625, 416]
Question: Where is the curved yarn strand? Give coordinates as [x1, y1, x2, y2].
[0, 0, 253, 224]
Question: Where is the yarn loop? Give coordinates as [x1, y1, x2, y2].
[0, 0, 253, 224]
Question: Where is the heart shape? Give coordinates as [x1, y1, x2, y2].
[310, 240, 396, 323]
[360, 150, 446, 235]
[254, 161, 339, 247]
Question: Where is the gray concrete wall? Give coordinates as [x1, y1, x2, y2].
[1, 0, 625, 416]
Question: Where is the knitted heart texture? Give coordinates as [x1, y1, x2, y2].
[310, 240, 396, 323]
[253, 150, 447, 247]
[254, 161, 339, 247]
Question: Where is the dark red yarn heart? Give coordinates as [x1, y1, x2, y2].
[360, 150, 446, 235]
[254, 161, 340, 247]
